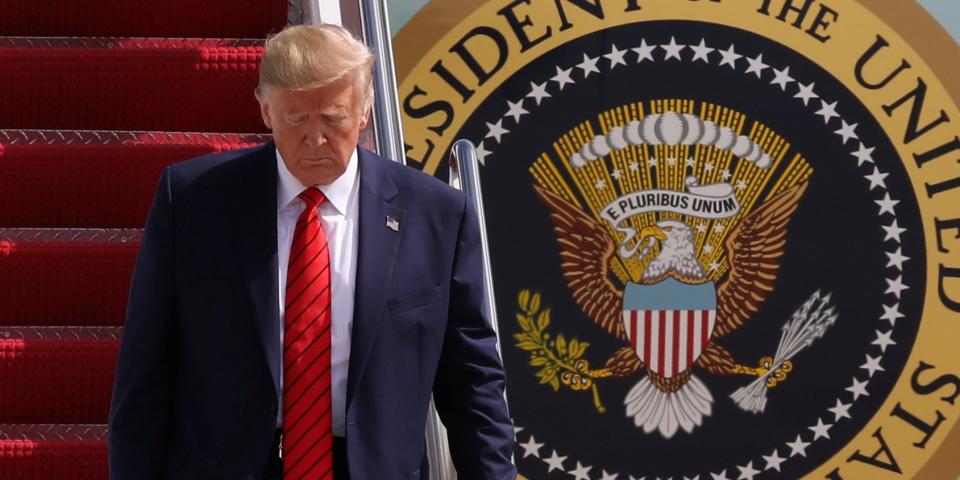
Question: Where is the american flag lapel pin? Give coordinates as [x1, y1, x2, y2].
[386, 216, 400, 232]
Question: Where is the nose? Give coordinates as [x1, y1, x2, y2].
[304, 122, 328, 148]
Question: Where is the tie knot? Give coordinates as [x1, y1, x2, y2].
[298, 188, 326, 208]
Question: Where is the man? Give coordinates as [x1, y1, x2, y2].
[108, 24, 516, 480]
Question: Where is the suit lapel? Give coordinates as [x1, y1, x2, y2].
[233, 143, 282, 399]
[347, 149, 406, 408]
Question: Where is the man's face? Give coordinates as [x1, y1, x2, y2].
[257, 74, 370, 186]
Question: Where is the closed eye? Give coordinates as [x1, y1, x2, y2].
[284, 113, 308, 125]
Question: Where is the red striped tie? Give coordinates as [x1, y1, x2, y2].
[283, 188, 334, 479]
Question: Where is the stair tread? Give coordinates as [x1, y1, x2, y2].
[0, 424, 108, 441]
[0, 0, 286, 38]
[0, 230, 138, 326]
[0, 129, 271, 145]
[0, 38, 266, 132]
[0, 36, 265, 48]
[0, 134, 268, 227]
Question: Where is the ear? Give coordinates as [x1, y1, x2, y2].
[358, 106, 371, 130]
[256, 90, 274, 131]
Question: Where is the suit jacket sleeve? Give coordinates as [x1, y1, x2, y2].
[108, 166, 177, 479]
[432, 193, 517, 479]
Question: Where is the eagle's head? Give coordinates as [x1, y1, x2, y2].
[639, 220, 706, 282]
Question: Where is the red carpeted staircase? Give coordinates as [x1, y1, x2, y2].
[0, 2, 285, 477]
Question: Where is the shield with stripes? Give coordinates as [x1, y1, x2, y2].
[621, 278, 717, 378]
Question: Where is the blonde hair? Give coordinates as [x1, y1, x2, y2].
[257, 24, 375, 110]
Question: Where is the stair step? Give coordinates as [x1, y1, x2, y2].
[0, 0, 287, 38]
[0, 130, 270, 228]
[0, 424, 107, 480]
[0, 38, 266, 132]
[0, 229, 140, 327]
[0, 329, 120, 424]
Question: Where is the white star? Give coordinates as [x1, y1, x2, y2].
[696, 224, 708, 234]
[629, 161, 640, 171]
[787, 434, 811, 457]
[885, 247, 910, 271]
[505, 99, 529, 124]
[873, 329, 896, 352]
[577, 53, 601, 77]
[519, 435, 543, 458]
[846, 377, 870, 400]
[633, 39, 656, 63]
[551, 65, 575, 90]
[737, 461, 760, 480]
[661, 37, 685, 61]
[880, 303, 904, 326]
[600, 471, 619, 480]
[685, 157, 696, 167]
[809, 418, 833, 440]
[882, 220, 906, 243]
[851, 143, 876, 166]
[527, 81, 551, 105]
[704, 244, 715, 253]
[713, 223, 725, 233]
[605, 44, 628, 68]
[666, 156, 678, 166]
[718, 44, 742, 69]
[865, 167, 889, 190]
[828, 399, 852, 421]
[834, 120, 859, 145]
[595, 179, 608, 190]
[485, 119, 509, 143]
[704, 162, 715, 172]
[721, 170, 732, 180]
[690, 39, 714, 63]
[570, 461, 593, 480]
[475, 141, 491, 166]
[794, 81, 818, 105]
[815, 99, 840, 124]
[649, 157, 658, 167]
[875, 193, 899, 216]
[709, 261, 721, 271]
[885, 275, 908, 299]
[861, 353, 885, 377]
[711, 470, 730, 480]
[736, 180, 748, 190]
[611, 169, 623, 180]
[543, 450, 567, 472]
[762, 449, 786, 472]
[744, 53, 768, 78]
[770, 65, 795, 90]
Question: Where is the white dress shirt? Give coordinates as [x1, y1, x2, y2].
[276, 148, 359, 437]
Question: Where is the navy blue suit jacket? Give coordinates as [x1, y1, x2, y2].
[108, 144, 516, 479]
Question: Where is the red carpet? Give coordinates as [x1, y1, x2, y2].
[0, 425, 107, 480]
[0, 229, 139, 327]
[0, 131, 270, 227]
[0, 2, 284, 476]
[0, 0, 287, 38]
[0, 38, 266, 132]
[0, 329, 119, 424]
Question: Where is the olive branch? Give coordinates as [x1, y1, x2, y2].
[513, 289, 608, 413]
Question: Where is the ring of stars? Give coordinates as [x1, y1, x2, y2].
[482, 34, 913, 480]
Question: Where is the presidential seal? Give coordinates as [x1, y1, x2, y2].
[396, 1, 960, 478]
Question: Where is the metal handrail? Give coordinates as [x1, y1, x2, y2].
[448, 140, 504, 350]
[446, 139, 514, 477]
[359, 0, 407, 165]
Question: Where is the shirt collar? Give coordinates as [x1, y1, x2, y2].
[276, 148, 359, 216]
